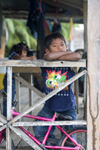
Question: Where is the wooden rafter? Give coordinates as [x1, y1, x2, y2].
[53, 0, 83, 11]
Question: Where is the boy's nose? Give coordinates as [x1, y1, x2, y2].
[59, 46, 63, 50]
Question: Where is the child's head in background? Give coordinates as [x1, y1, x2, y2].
[44, 32, 67, 54]
[9, 42, 29, 57]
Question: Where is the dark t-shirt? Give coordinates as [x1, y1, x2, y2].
[41, 67, 76, 112]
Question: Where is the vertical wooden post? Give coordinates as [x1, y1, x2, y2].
[83, 0, 87, 52]
[83, 0, 88, 121]
[88, 0, 100, 149]
[74, 67, 79, 114]
[15, 73, 21, 112]
[29, 74, 33, 114]
[6, 127, 11, 150]
[6, 67, 12, 150]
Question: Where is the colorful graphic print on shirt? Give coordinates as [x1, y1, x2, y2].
[46, 70, 68, 90]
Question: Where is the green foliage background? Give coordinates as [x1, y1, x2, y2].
[4, 18, 79, 57]
[5, 19, 37, 57]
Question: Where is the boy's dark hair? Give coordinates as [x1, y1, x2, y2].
[44, 32, 66, 50]
[9, 42, 29, 55]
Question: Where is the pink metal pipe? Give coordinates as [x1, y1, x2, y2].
[42, 114, 56, 144]
[45, 145, 80, 150]
[12, 109, 54, 121]
[19, 126, 41, 146]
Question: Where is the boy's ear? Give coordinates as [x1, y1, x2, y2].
[45, 48, 50, 54]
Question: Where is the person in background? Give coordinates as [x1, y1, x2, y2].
[33, 32, 81, 144]
[3, 41, 36, 117]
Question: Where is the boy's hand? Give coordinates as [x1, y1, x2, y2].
[30, 56, 37, 60]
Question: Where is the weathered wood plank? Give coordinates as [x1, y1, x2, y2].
[83, 1, 87, 52]
[6, 127, 11, 150]
[0, 59, 86, 67]
[13, 67, 41, 73]
[12, 120, 87, 126]
[7, 67, 12, 120]
[28, 74, 33, 114]
[0, 114, 7, 124]
[0, 124, 6, 132]
[88, 0, 100, 150]
[15, 73, 21, 113]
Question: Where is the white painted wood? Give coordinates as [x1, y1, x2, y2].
[74, 67, 79, 114]
[88, 0, 100, 149]
[7, 67, 12, 120]
[0, 124, 6, 131]
[15, 73, 21, 113]
[28, 74, 33, 110]
[0, 59, 86, 67]
[6, 127, 11, 150]
[83, 1, 87, 52]
[0, 114, 7, 124]
[6, 67, 12, 150]
[12, 120, 87, 126]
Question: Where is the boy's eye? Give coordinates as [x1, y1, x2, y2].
[53, 45, 57, 47]
[61, 44, 64, 46]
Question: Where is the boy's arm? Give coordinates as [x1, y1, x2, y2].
[43, 51, 81, 61]
[57, 52, 81, 61]
[12, 54, 36, 60]
[43, 51, 72, 61]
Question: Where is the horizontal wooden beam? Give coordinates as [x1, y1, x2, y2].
[12, 120, 87, 126]
[13, 67, 41, 73]
[37, 0, 83, 14]
[45, 13, 83, 19]
[0, 59, 86, 67]
[55, 0, 83, 11]
[3, 10, 83, 23]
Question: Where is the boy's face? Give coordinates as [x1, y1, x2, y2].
[20, 50, 27, 57]
[45, 38, 67, 53]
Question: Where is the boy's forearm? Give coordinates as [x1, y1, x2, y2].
[43, 51, 71, 61]
[43, 52, 81, 61]
[57, 52, 81, 61]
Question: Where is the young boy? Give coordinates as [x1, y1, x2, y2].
[33, 32, 81, 139]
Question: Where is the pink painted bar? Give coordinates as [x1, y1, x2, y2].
[11, 109, 55, 121]
[42, 114, 56, 144]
